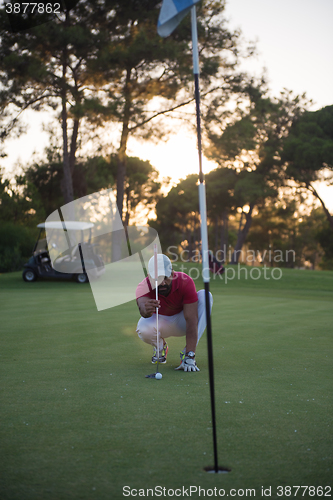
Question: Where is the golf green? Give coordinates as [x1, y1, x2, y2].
[0, 265, 332, 499]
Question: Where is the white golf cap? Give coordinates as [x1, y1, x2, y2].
[148, 254, 172, 280]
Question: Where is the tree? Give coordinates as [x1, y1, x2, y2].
[282, 105, 333, 230]
[1, 0, 119, 203]
[316, 221, 333, 269]
[1, 0, 245, 220]
[20, 149, 160, 226]
[112, 156, 161, 226]
[243, 201, 330, 270]
[19, 148, 64, 220]
[0, 168, 43, 225]
[204, 83, 310, 264]
[150, 174, 200, 256]
[297, 208, 327, 270]
[0, 221, 37, 272]
[245, 200, 300, 268]
[205, 166, 237, 259]
[0, 168, 41, 271]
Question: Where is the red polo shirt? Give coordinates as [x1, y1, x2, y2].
[136, 272, 198, 316]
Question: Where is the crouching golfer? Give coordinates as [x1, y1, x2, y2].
[136, 254, 213, 372]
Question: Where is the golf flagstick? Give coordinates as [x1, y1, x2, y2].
[190, 5, 229, 474]
[191, 5, 217, 470]
[157, 3, 230, 471]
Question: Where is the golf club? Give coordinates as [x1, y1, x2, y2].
[154, 244, 160, 375]
[145, 244, 162, 379]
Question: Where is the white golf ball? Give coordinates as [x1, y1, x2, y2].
[155, 373, 162, 380]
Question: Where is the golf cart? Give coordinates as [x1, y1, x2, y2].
[22, 221, 105, 283]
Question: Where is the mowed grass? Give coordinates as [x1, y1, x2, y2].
[0, 265, 332, 500]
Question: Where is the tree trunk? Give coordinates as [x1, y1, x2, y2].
[116, 152, 126, 221]
[69, 118, 79, 175]
[124, 188, 130, 227]
[61, 83, 74, 205]
[60, 14, 74, 207]
[230, 204, 254, 265]
[116, 68, 132, 222]
[112, 69, 132, 262]
[187, 227, 192, 261]
[220, 210, 228, 263]
[214, 214, 218, 254]
[309, 184, 333, 231]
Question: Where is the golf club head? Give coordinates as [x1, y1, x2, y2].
[145, 373, 156, 378]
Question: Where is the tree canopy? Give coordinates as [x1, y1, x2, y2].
[1, 2, 332, 271]
[282, 105, 333, 229]
[18, 150, 159, 226]
[203, 84, 310, 263]
[0, 0, 246, 219]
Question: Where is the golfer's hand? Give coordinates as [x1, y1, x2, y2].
[175, 355, 200, 372]
[140, 299, 160, 318]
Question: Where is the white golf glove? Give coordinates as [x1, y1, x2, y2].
[175, 351, 200, 372]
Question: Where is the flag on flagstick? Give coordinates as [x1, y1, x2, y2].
[157, 0, 200, 37]
[157, 0, 228, 474]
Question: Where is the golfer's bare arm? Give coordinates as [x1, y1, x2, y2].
[183, 301, 198, 353]
[137, 297, 160, 318]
